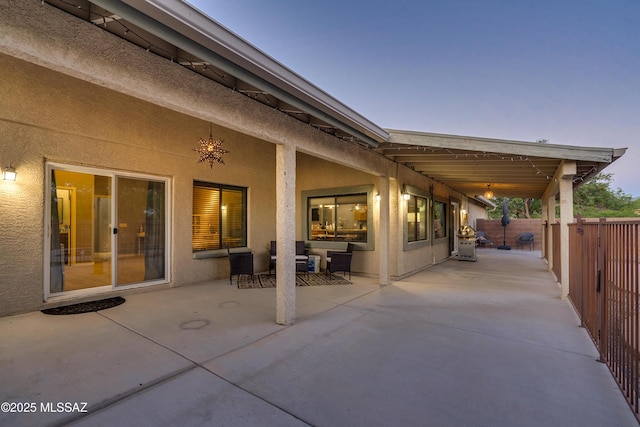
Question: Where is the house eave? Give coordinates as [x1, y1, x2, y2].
[96, 0, 388, 146]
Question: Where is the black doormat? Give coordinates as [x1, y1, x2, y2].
[42, 296, 125, 315]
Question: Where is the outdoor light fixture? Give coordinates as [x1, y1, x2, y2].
[483, 184, 494, 200]
[401, 185, 411, 201]
[375, 193, 381, 201]
[194, 123, 229, 168]
[2, 164, 16, 181]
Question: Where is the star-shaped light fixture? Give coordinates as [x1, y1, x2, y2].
[194, 124, 229, 168]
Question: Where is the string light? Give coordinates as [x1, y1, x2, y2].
[383, 145, 563, 181]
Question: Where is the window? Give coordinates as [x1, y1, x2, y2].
[308, 193, 368, 242]
[193, 181, 247, 251]
[434, 200, 447, 238]
[407, 195, 428, 242]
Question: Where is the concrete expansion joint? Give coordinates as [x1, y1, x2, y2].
[74, 311, 310, 425]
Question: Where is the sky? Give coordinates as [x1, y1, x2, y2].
[187, 0, 639, 197]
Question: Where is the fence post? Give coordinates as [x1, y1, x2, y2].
[577, 215, 584, 328]
[597, 217, 607, 363]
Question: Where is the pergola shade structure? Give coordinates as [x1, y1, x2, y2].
[380, 129, 626, 200]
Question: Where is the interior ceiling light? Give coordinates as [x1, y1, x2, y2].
[194, 124, 229, 168]
[483, 184, 494, 200]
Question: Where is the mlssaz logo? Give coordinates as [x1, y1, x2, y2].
[40, 402, 88, 413]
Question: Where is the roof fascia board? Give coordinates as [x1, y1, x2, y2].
[473, 195, 497, 208]
[105, 0, 387, 144]
[386, 129, 616, 163]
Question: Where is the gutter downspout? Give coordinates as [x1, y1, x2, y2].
[91, 0, 382, 147]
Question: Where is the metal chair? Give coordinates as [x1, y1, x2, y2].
[516, 232, 535, 250]
[475, 231, 494, 247]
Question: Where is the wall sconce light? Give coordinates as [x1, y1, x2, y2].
[483, 184, 494, 200]
[402, 192, 411, 201]
[375, 193, 381, 201]
[2, 164, 16, 181]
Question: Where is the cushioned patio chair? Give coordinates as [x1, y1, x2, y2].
[326, 242, 354, 270]
[516, 232, 535, 250]
[326, 243, 354, 279]
[326, 252, 353, 280]
[228, 248, 254, 286]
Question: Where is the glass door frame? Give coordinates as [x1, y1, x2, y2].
[44, 162, 171, 300]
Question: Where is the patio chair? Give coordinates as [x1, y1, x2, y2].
[269, 240, 309, 276]
[227, 248, 254, 286]
[326, 252, 353, 280]
[326, 243, 354, 278]
[475, 231, 494, 247]
[269, 240, 277, 274]
[296, 240, 309, 277]
[516, 232, 535, 250]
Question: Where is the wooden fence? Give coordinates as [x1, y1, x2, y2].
[475, 218, 542, 250]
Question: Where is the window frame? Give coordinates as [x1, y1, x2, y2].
[402, 184, 432, 251]
[407, 194, 428, 242]
[433, 199, 448, 240]
[44, 162, 171, 300]
[192, 181, 247, 254]
[302, 185, 374, 251]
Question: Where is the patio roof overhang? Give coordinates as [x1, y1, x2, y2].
[47, 0, 388, 147]
[380, 129, 627, 200]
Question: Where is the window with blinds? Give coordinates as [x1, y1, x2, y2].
[193, 181, 247, 251]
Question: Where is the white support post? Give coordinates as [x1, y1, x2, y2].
[275, 143, 296, 325]
[540, 198, 548, 259]
[546, 196, 555, 273]
[378, 176, 390, 286]
[558, 167, 574, 300]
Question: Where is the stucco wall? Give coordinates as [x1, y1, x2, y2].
[296, 153, 379, 274]
[0, 53, 278, 315]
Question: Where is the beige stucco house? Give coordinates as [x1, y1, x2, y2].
[0, 0, 625, 323]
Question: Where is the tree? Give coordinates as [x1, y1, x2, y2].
[487, 197, 542, 220]
[573, 173, 637, 218]
[485, 173, 638, 219]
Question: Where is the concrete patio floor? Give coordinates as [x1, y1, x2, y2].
[1, 249, 637, 426]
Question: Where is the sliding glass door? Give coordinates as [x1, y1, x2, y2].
[115, 177, 166, 287]
[47, 164, 169, 296]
